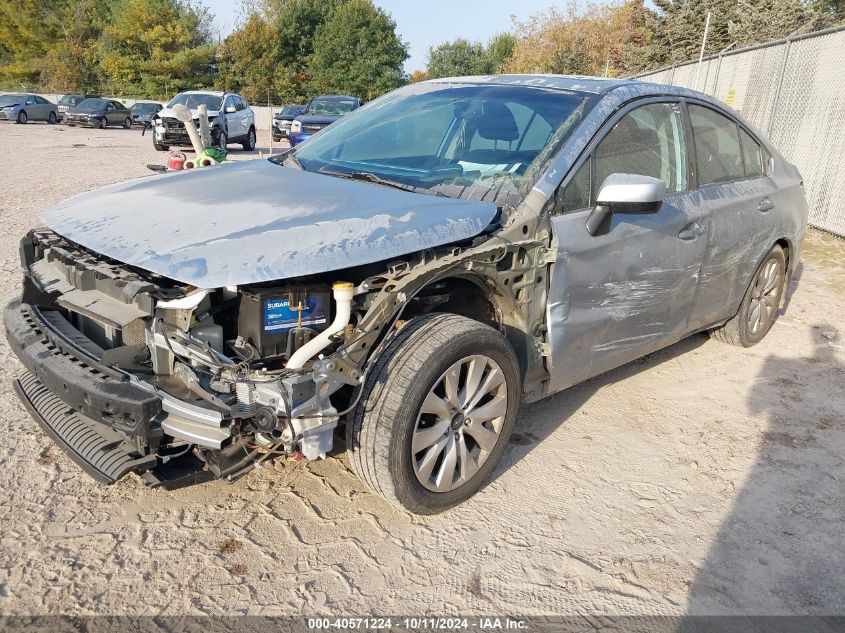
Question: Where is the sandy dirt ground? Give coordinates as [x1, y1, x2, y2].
[0, 123, 843, 617]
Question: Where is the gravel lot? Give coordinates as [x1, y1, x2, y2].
[1, 122, 843, 617]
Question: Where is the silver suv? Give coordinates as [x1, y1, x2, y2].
[151, 90, 256, 152]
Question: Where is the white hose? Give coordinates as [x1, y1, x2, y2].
[286, 283, 354, 370]
[172, 104, 204, 155]
[197, 104, 211, 150]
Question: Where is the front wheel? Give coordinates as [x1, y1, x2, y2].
[213, 127, 227, 151]
[123, 117, 131, 129]
[347, 313, 520, 514]
[16, 111, 27, 124]
[99, 117, 108, 129]
[710, 244, 786, 347]
[48, 111, 57, 124]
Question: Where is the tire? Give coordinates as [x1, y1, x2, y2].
[99, 117, 107, 129]
[710, 244, 786, 347]
[346, 313, 521, 514]
[123, 117, 131, 129]
[214, 127, 227, 151]
[16, 110, 27, 124]
[48, 111, 57, 124]
[242, 126, 256, 151]
[153, 140, 169, 151]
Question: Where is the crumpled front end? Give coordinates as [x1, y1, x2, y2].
[6, 229, 365, 487]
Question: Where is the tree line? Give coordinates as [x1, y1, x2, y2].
[1, 0, 843, 103]
[422, 0, 845, 81]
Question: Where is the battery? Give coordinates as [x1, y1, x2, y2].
[238, 286, 330, 358]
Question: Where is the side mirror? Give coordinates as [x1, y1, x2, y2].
[225, 105, 236, 113]
[585, 173, 666, 236]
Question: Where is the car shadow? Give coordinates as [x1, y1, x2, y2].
[489, 332, 711, 484]
[679, 324, 845, 621]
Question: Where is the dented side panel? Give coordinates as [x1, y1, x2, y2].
[547, 192, 708, 392]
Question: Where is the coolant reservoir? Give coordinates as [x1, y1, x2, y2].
[191, 317, 224, 352]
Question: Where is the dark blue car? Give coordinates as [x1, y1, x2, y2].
[289, 95, 362, 146]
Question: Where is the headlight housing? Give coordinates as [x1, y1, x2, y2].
[291, 120, 302, 133]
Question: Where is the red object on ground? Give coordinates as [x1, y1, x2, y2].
[167, 151, 186, 170]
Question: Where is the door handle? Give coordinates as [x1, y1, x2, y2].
[679, 221, 705, 241]
[758, 197, 775, 212]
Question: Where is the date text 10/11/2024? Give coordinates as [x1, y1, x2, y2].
[307, 617, 528, 630]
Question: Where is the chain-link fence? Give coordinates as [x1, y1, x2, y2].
[633, 25, 845, 239]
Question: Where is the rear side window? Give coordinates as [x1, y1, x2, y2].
[689, 105, 744, 185]
[739, 127, 764, 178]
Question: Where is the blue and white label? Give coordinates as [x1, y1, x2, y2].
[262, 296, 328, 332]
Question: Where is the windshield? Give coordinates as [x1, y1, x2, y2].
[77, 98, 107, 109]
[167, 93, 223, 110]
[306, 98, 357, 116]
[282, 104, 302, 116]
[131, 103, 159, 113]
[59, 95, 80, 105]
[291, 83, 594, 204]
[0, 95, 24, 106]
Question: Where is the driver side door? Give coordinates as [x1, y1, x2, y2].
[546, 100, 709, 392]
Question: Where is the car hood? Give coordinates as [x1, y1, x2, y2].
[296, 114, 341, 126]
[1, 102, 22, 109]
[157, 106, 222, 120]
[40, 159, 498, 288]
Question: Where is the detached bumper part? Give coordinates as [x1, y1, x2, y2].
[4, 300, 210, 487]
[14, 371, 156, 483]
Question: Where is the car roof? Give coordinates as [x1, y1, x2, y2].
[312, 95, 359, 100]
[423, 74, 708, 100]
[180, 90, 226, 96]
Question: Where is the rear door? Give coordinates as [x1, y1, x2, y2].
[685, 102, 780, 327]
[547, 100, 709, 392]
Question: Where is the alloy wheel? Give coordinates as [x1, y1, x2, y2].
[412, 355, 508, 492]
[748, 258, 783, 335]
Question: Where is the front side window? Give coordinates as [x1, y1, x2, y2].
[290, 83, 595, 204]
[561, 102, 687, 211]
[689, 104, 744, 185]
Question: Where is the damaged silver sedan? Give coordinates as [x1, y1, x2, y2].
[5, 76, 807, 513]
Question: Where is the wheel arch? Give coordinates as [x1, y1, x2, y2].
[401, 273, 531, 380]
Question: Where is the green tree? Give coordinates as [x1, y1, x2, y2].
[96, 0, 215, 97]
[309, 0, 408, 100]
[426, 39, 489, 78]
[273, 0, 341, 101]
[729, 0, 810, 46]
[652, 0, 738, 63]
[217, 11, 280, 102]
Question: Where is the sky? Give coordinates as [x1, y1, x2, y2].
[202, 0, 562, 72]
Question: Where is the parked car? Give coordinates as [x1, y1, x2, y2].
[272, 103, 305, 141]
[151, 90, 255, 151]
[64, 98, 132, 128]
[289, 95, 362, 146]
[0, 94, 58, 124]
[5, 76, 807, 514]
[56, 94, 90, 121]
[129, 101, 162, 127]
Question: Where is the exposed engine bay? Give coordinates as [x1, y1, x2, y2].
[15, 221, 549, 487]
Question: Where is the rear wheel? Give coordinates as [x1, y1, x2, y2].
[710, 244, 786, 347]
[47, 111, 57, 124]
[242, 127, 256, 151]
[123, 117, 131, 129]
[347, 313, 520, 514]
[16, 110, 27, 124]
